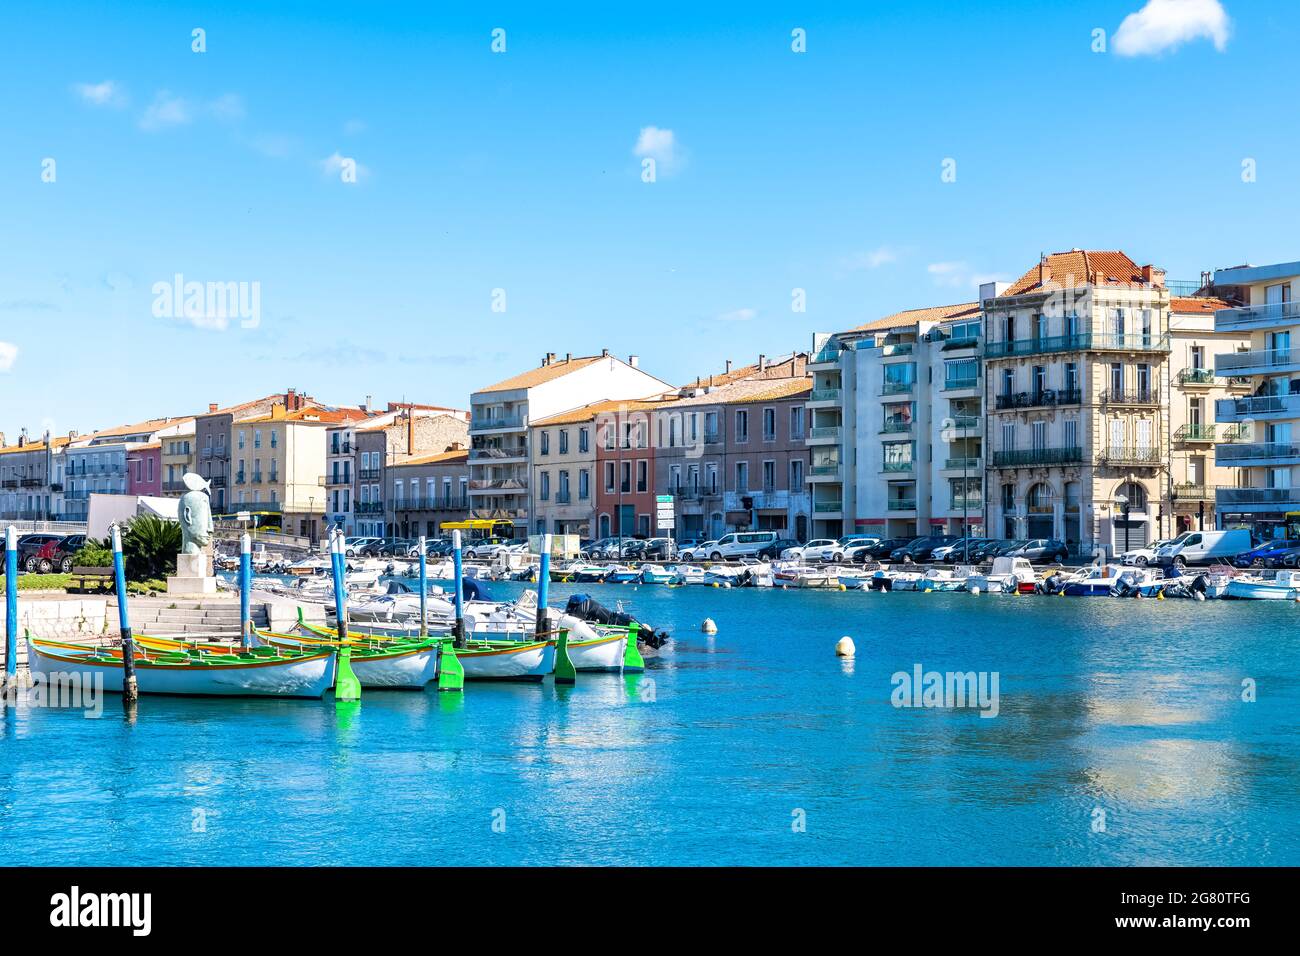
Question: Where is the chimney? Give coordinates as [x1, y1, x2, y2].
[628, 354, 639, 368]
[601, 348, 609, 358]
[270, 402, 286, 420]
[759, 354, 767, 371]
[209, 403, 219, 413]
[364, 395, 373, 413]
[565, 352, 572, 362]
[407, 410, 415, 456]
[725, 360, 733, 374]
[1039, 254, 1052, 286]
[0, 432, 5, 448]
[1141, 264, 1166, 288]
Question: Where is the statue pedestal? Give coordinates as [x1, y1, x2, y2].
[167, 552, 217, 596]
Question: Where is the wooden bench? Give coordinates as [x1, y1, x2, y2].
[68, 566, 114, 594]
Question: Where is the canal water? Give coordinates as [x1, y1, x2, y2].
[2, 582, 1297, 865]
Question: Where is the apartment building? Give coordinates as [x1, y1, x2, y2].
[807, 303, 984, 540]
[468, 351, 672, 534]
[596, 399, 670, 539]
[161, 429, 196, 496]
[0, 431, 69, 521]
[355, 409, 471, 537]
[530, 401, 605, 537]
[984, 250, 1172, 556]
[196, 390, 316, 515]
[1210, 260, 1300, 539]
[386, 450, 471, 537]
[1167, 295, 1251, 532]
[126, 443, 162, 496]
[654, 354, 811, 541]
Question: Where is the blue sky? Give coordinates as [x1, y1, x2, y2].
[1, 0, 1296, 437]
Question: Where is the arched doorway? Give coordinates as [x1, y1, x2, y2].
[1026, 482, 1055, 539]
[598, 513, 611, 538]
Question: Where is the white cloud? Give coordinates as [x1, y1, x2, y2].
[633, 126, 683, 174]
[716, 308, 756, 322]
[319, 151, 369, 182]
[0, 341, 17, 372]
[846, 247, 899, 270]
[73, 80, 125, 108]
[927, 261, 1006, 292]
[1113, 0, 1230, 57]
[209, 93, 246, 122]
[139, 91, 192, 130]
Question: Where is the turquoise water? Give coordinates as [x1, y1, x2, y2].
[2, 583, 1298, 866]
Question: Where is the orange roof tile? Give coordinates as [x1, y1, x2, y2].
[0, 437, 70, 456]
[1001, 250, 1155, 297]
[390, 450, 470, 467]
[477, 356, 605, 394]
[1170, 296, 1231, 313]
[532, 397, 667, 427]
[88, 416, 193, 440]
[851, 301, 980, 333]
[726, 379, 813, 404]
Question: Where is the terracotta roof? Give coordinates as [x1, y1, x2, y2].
[476, 355, 605, 394]
[0, 437, 70, 456]
[659, 376, 811, 409]
[127, 442, 161, 452]
[851, 301, 980, 333]
[1170, 296, 1231, 313]
[88, 416, 192, 440]
[726, 379, 813, 404]
[532, 397, 667, 427]
[1001, 250, 1155, 297]
[389, 450, 470, 467]
[679, 354, 806, 390]
[201, 393, 309, 418]
[236, 407, 368, 425]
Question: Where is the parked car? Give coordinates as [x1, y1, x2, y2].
[1264, 543, 1300, 568]
[888, 535, 960, 563]
[840, 536, 882, 562]
[1119, 538, 1173, 566]
[757, 537, 800, 560]
[1006, 539, 1070, 564]
[862, 537, 914, 560]
[343, 536, 381, 557]
[463, 537, 512, 559]
[933, 538, 989, 563]
[1155, 528, 1254, 567]
[17, 534, 67, 573]
[976, 539, 1024, 561]
[704, 531, 780, 560]
[1233, 538, 1293, 568]
[678, 540, 718, 561]
[642, 537, 677, 560]
[782, 538, 839, 562]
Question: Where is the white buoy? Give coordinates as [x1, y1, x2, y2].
[970, 586, 981, 596]
[1194, 591, 1206, 602]
[835, 636, 855, 658]
[701, 618, 718, 634]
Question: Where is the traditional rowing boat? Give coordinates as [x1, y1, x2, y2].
[26, 635, 337, 699]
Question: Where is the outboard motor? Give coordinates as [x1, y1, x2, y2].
[564, 593, 670, 648]
[462, 578, 491, 602]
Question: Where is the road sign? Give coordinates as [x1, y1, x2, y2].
[656, 494, 675, 531]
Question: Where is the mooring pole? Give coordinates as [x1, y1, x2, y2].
[452, 529, 465, 649]
[111, 524, 139, 703]
[240, 532, 252, 650]
[330, 532, 361, 702]
[4, 526, 18, 690]
[535, 532, 552, 639]
[418, 534, 428, 639]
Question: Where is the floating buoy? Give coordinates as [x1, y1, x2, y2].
[701, 618, 717, 634]
[970, 586, 981, 596]
[1156, 591, 1165, 600]
[838, 584, 846, 591]
[1194, 591, 1206, 601]
[835, 636, 855, 658]
[923, 588, 932, 594]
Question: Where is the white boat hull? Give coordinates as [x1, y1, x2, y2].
[566, 632, 627, 672]
[27, 638, 336, 698]
[1225, 580, 1300, 600]
[458, 641, 553, 681]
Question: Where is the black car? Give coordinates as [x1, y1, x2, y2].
[863, 537, 914, 560]
[16, 534, 67, 573]
[889, 535, 959, 563]
[1006, 538, 1069, 563]
[757, 537, 800, 560]
[941, 537, 990, 563]
[642, 537, 677, 560]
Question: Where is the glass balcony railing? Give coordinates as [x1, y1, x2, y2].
[1215, 300, 1300, 332]
[880, 420, 913, 434]
[1216, 442, 1300, 464]
[943, 457, 981, 470]
[882, 460, 915, 473]
[985, 332, 1169, 359]
[809, 426, 842, 440]
[942, 376, 980, 391]
[1216, 393, 1300, 420]
[810, 387, 841, 402]
[887, 498, 917, 511]
[813, 500, 842, 513]
[1216, 348, 1296, 374]
[1216, 487, 1300, 505]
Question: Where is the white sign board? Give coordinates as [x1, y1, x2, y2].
[655, 494, 675, 531]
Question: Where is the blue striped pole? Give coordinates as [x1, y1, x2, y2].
[536, 532, 552, 638]
[240, 533, 252, 649]
[111, 525, 138, 702]
[331, 532, 348, 644]
[4, 526, 17, 683]
[452, 530, 465, 648]
[418, 535, 428, 638]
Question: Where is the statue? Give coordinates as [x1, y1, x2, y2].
[178, 472, 214, 555]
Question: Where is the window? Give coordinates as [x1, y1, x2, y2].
[636, 460, 647, 492]
[762, 460, 775, 491]
[604, 462, 615, 492]
[540, 431, 549, 456]
[270, 431, 278, 449]
[1064, 362, 1079, 395]
[689, 413, 699, 443]
[1033, 313, 1048, 340]
[1031, 421, 1046, 450]
[688, 464, 699, 493]
[579, 469, 590, 500]
[1064, 419, 1078, 450]
[254, 430, 262, 449]
[669, 464, 681, 493]
[238, 431, 246, 450]
[762, 408, 776, 441]
[620, 462, 631, 493]
[735, 410, 749, 442]
[790, 406, 804, 439]
[578, 427, 589, 453]
[790, 459, 804, 489]
[1001, 422, 1015, 451]
[1000, 368, 1014, 397]
[1191, 345, 1205, 370]
[1002, 313, 1016, 343]
[706, 464, 718, 494]
[559, 430, 569, 454]
[704, 411, 719, 442]
[735, 461, 749, 492]
[558, 470, 571, 500]
[1032, 365, 1045, 396]
[540, 472, 550, 500]
[1137, 363, 1150, 398]
[1001, 483, 1016, 511]
[1110, 363, 1123, 395]
[1111, 308, 1126, 338]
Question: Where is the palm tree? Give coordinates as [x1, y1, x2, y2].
[123, 514, 182, 581]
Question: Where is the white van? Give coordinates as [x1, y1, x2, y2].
[1155, 528, 1252, 567]
[708, 531, 779, 559]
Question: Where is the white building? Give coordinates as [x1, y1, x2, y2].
[1211, 260, 1300, 539]
[468, 351, 673, 534]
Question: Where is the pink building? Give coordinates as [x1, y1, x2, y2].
[127, 443, 162, 497]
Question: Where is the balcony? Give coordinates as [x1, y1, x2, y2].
[949, 415, 980, 431]
[985, 332, 1170, 359]
[470, 414, 526, 432]
[0, 479, 17, 489]
[329, 440, 352, 455]
[1176, 367, 1216, 387]
[949, 495, 983, 511]
[355, 502, 385, 514]
[20, 478, 40, 488]
[1216, 393, 1300, 422]
[554, 491, 572, 504]
[326, 472, 353, 486]
[1216, 347, 1300, 377]
[1097, 446, 1163, 467]
[1173, 424, 1216, 444]
[358, 468, 381, 481]
[1172, 483, 1218, 502]
[1216, 487, 1300, 507]
[813, 500, 842, 513]
[470, 447, 527, 461]
[393, 496, 470, 511]
[703, 430, 722, 445]
[810, 344, 844, 366]
[810, 463, 841, 477]
[887, 498, 917, 511]
[994, 388, 1082, 411]
[1214, 300, 1300, 333]
[724, 489, 808, 512]
[210, 476, 226, 488]
[881, 380, 915, 396]
[880, 420, 913, 434]
[942, 376, 980, 392]
[161, 481, 187, 493]
[943, 457, 982, 472]
[469, 478, 528, 491]
[1098, 389, 1159, 406]
[48, 482, 62, 492]
[235, 472, 246, 485]
[808, 426, 842, 443]
[1216, 442, 1300, 467]
[992, 447, 1084, 468]
[809, 387, 841, 403]
[882, 460, 915, 473]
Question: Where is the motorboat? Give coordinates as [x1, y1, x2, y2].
[605, 565, 642, 584]
[640, 564, 680, 585]
[1225, 569, 1300, 600]
[1059, 564, 1160, 597]
[965, 557, 1037, 594]
[920, 566, 969, 592]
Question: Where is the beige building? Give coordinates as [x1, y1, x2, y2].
[354, 410, 471, 537]
[529, 401, 607, 537]
[1166, 295, 1251, 532]
[984, 250, 1174, 557]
